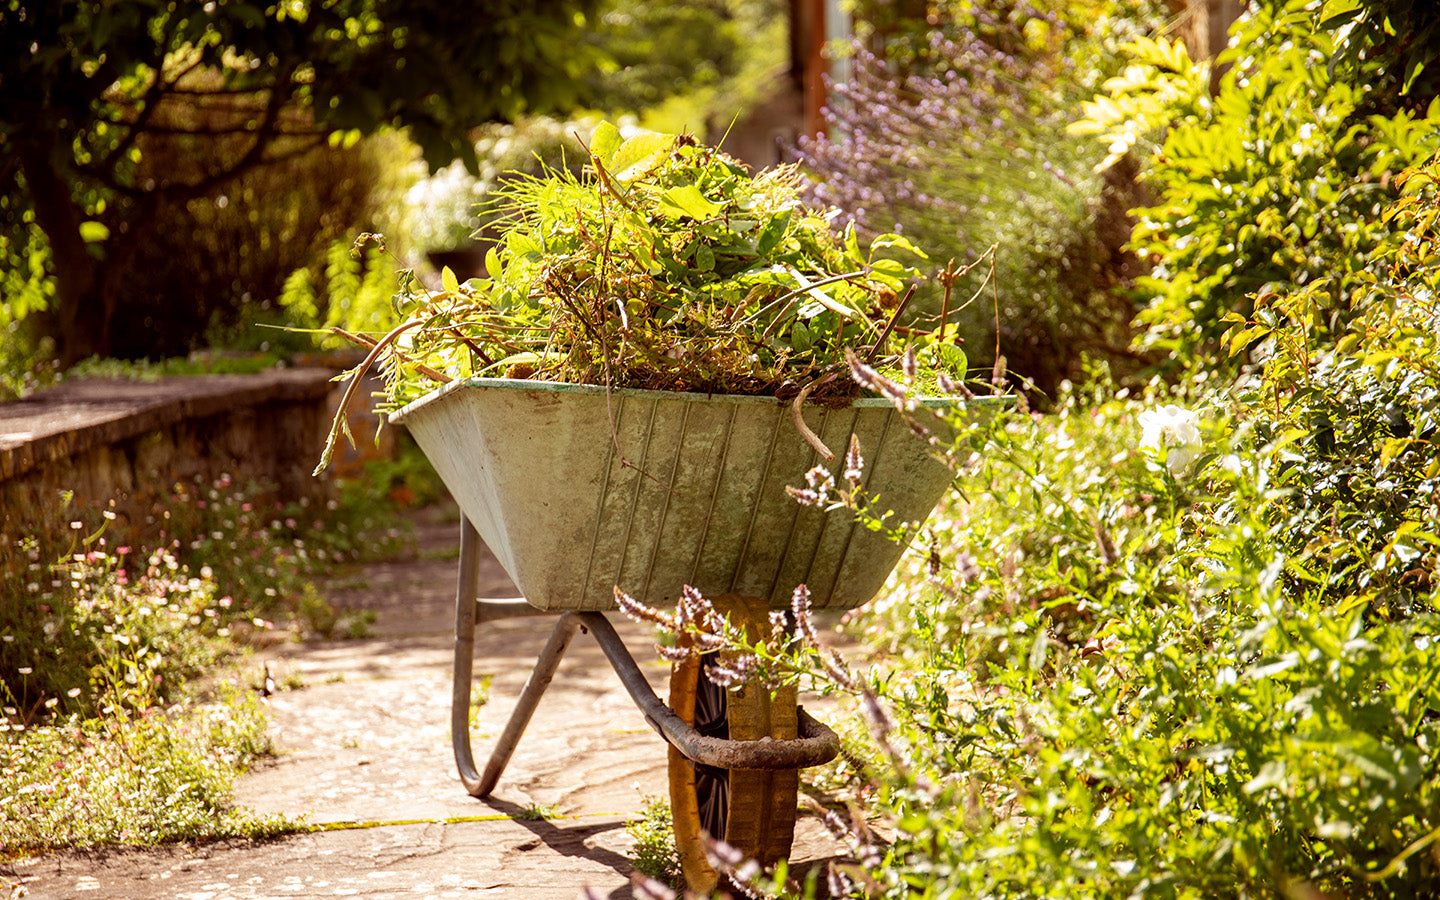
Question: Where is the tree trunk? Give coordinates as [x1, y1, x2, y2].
[15, 130, 107, 365]
[1167, 0, 1248, 82]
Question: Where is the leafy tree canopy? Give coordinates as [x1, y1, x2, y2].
[0, 0, 604, 364]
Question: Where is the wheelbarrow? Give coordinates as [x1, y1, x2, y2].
[389, 378, 997, 891]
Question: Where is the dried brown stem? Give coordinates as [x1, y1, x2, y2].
[314, 317, 426, 476]
[792, 373, 838, 460]
[331, 327, 451, 384]
[863, 284, 918, 365]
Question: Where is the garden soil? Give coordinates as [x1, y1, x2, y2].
[6, 504, 845, 899]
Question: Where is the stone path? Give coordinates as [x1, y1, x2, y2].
[7, 505, 843, 899]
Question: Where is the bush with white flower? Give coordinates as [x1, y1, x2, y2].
[1137, 402, 1202, 476]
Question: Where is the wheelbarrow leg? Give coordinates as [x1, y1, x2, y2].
[451, 516, 581, 797]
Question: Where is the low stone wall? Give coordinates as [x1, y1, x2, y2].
[0, 368, 347, 577]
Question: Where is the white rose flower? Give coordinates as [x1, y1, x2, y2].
[1138, 404, 1202, 476]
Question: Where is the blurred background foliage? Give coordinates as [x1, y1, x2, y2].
[795, 0, 1171, 402]
[0, 0, 613, 375]
[0, 0, 792, 396]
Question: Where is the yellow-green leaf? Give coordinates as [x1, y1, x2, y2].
[658, 184, 722, 220]
[590, 121, 622, 167]
[610, 132, 676, 182]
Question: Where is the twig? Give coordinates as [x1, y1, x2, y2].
[937, 258, 956, 345]
[313, 317, 426, 476]
[332, 327, 451, 384]
[751, 268, 872, 341]
[792, 373, 838, 460]
[863, 284, 918, 364]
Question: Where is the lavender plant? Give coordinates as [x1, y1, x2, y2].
[795, 0, 1161, 398]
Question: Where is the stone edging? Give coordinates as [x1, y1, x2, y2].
[0, 368, 336, 484]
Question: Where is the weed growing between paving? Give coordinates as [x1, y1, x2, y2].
[515, 802, 559, 821]
[0, 461, 430, 856]
[626, 794, 683, 889]
[467, 676, 493, 729]
[0, 683, 294, 858]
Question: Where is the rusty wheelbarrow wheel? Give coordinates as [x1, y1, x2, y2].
[667, 599, 799, 894]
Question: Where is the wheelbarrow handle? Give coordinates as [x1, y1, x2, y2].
[574, 611, 841, 771]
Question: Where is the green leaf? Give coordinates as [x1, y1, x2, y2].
[1403, 57, 1427, 95]
[1317, 6, 1362, 32]
[870, 233, 928, 259]
[441, 266, 460, 294]
[590, 121, 622, 167]
[695, 243, 715, 272]
[1027, 626, 1048, 672]
[658, 184, 723, 220]
[790, 320, 812, 351]
[609, 132, 676, 182]
[932, 342, 967, 377]
[756, 210, 791, 256]
[869, 258, 914, 280]
[1242, 759, 1288, 794]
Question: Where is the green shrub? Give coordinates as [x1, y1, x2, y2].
[698, 375, 1438, 898]
[1074, 0, 1440, 367]
[1217, 153, 1440, 616]
[0, 454, 427, 856]
[1, 472, 412, 718]
[736, 152, 1440, 898]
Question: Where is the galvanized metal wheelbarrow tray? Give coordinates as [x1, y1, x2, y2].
[389, 377, 1002, 883]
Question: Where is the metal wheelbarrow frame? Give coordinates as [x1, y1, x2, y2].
[390, 378, 1002, 890]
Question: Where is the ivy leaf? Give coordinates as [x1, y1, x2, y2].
[930, 342, 967, 377]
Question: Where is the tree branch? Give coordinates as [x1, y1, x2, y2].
[85, 62, 320, 203]
[107, 121, 320, 138]
[162, 131, 326, 204]
[98, 55, 204, 172]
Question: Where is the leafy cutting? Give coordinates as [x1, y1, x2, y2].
[319, 123, 963, 471]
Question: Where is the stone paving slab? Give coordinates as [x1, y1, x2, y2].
[6, 506, 844, 899]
